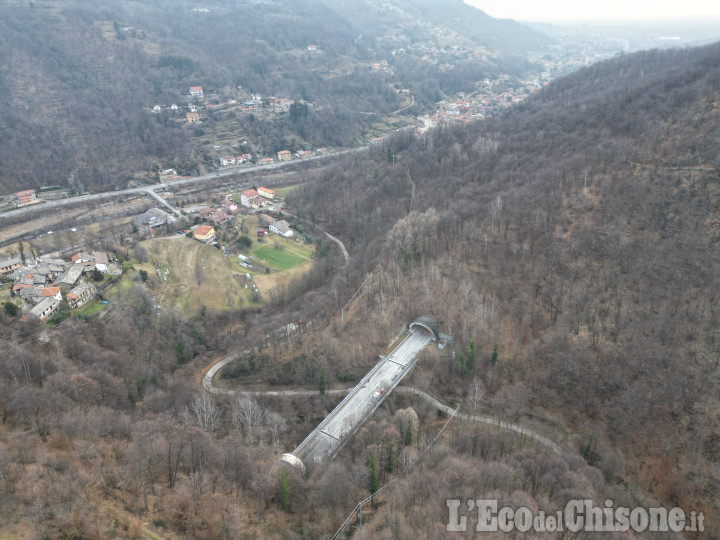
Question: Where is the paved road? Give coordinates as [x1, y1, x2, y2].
[0, 146, 366, 221]
[201, 334, 566, 464]
[293, 329, 433, 466]
[145, 189, 181, 217]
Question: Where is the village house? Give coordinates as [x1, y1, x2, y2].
[187, 112, 200, 123]
[0, 257, 22, 276]
[133, 208, 174, 229]
[240, 189, 259, 208]
[30, 286, 62, 306]
[66, 281, 97, 309]
[93, 251, 109, 273]
[160, 168, 177, 180]
[56, 266, 84, 288]
[257, 187, 275, 199]
[15, 190, 37, 207]
[207, 210, 229, 226]
[272, 98, 293, 112]
[277, 150, 292, 161]
[258, 157, 274, 165]
[29, 296, 60, 322]
[189, 86, 204, 98]
[259, 214, 275, 227]
[18, 286, 43, 303]
[221, 199, 239, 213]
[72, 252, 93, 264]
[269, 220, 293, 238]
[219, 156, 236, 167]
[193, 225, 216, 244]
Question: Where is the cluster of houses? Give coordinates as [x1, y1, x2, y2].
[1, 251, 122, 322]
[219, 154, 252, 167]
[185, 197, 241, 229]
[240, 187, 275, 209]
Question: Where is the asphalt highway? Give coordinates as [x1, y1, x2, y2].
[295, 329, 433, 465]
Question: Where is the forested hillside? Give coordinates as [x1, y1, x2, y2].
[0, 0, 545, 194]
[2, 34, 719, 540]
[289, 41, 720, 533]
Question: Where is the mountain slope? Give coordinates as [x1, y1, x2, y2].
[290, 41, 720, 531]
[0, 0, 548, 194]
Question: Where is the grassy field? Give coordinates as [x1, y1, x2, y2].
[271, 184, 301, 198]
[254, 246, 305, 269]
[135, 237, 251, 313]
[253, 260, 313, 296]
[75, 299, 106, 317]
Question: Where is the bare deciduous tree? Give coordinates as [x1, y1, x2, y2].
[231, 396, 264, 445]
[468, 377, 485, 412]
[189, 392, 221, 435]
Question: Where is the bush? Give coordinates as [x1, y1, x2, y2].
[48, 309, 70, 325]
[4, 301, 19, 316]
[237, 235, 252, 249]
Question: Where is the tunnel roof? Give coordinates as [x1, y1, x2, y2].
[409, 316, 438, 339]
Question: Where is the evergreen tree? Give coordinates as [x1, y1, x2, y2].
[368, 453, 378, 503]
[318, 366, 326, 395]
[281, 468, 289, 512]
[385, 443, 395, 474]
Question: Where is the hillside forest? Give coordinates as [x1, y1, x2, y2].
[0, 0, 544, 194]
[1, 27, 720, 540]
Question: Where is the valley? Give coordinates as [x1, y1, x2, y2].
[1, 2, 720, 539]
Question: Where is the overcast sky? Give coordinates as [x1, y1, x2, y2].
[464, 0, 720, 22]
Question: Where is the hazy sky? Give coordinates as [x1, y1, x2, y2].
[464, 0, 720, 22]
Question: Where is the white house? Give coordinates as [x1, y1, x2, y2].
[257, 187, 275, 199]
[29, 296, 61, 322]
[93, 251, 109, 273]
[269, 220, 293, 238]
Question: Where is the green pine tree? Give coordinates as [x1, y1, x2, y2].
[368, 454, 379, 503]
[281, 468, 289, 512]
[318, 366, 326, 395]
[385, 443, 395, 474]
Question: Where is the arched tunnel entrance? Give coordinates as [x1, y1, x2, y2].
[409, 315, 438, 340]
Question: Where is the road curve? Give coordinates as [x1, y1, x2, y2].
[323, 231, 349, 264]
[202, 355, 565, 456]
